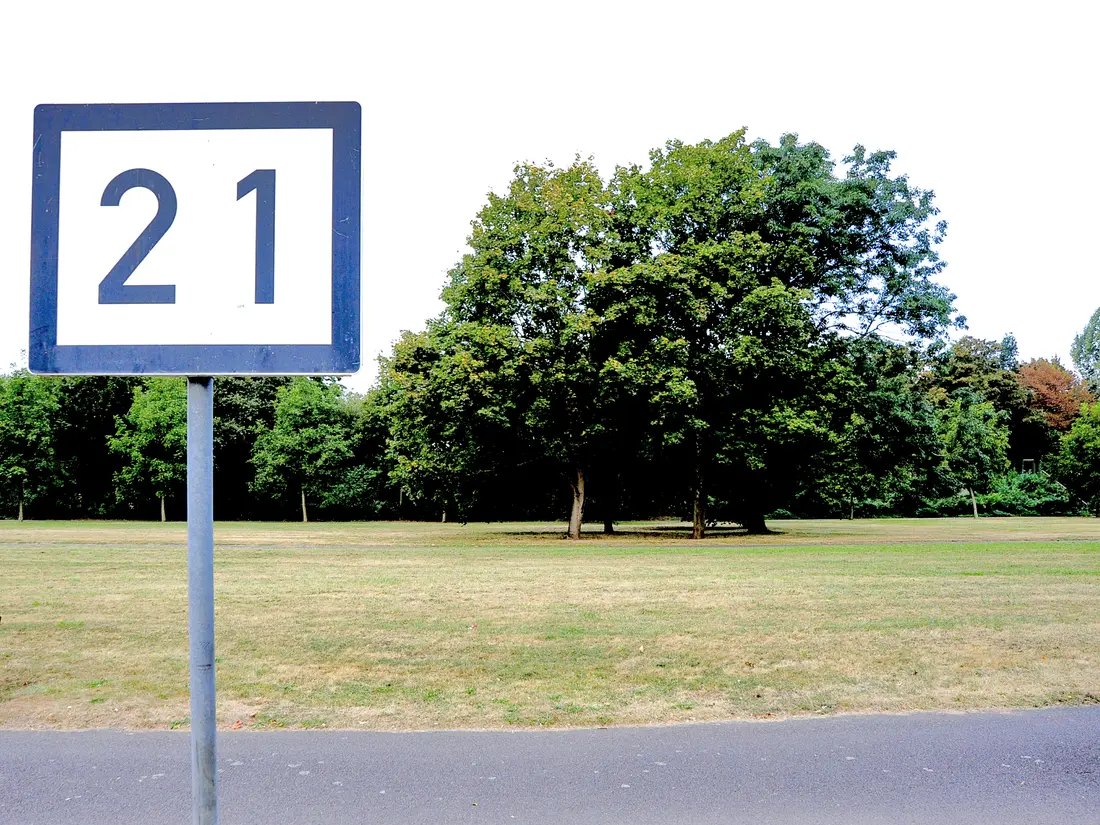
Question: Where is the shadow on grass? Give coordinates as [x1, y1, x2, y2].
[497, 524, 785, 540]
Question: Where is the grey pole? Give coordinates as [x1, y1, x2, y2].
[187, 376, 217, 825]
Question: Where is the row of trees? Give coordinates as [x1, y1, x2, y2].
[4, 131, 1100, 532]
[2, 335, 1099, 529]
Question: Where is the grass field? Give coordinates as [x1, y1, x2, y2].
[1, 518, 1098, 731]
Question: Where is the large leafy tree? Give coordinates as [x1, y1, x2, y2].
[108, 378, 187, 521]
[0, 371, 60, 520]
[809, 339, 948, 518]
[380, 322, 526, 523]
[598, 132, 960, 535]
[600, 134, 815, 536]
[387, 159, 615, 538]
[251, 378, 355, 522]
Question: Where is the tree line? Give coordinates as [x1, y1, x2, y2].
[5, 131, 1100, 533]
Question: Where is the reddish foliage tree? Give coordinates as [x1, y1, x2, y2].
[1017, 358, 1093, 431]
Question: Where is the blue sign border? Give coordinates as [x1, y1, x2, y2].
[30, 101, 361, 375]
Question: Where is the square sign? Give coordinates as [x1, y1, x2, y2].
[30, 102, 360, 375]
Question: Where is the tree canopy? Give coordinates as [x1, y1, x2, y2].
[251, 379, 356, 522]
[108, 378, 187, 521]
[0, 370, 59, 520]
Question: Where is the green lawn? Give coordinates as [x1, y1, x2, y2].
[1, 518, 1098, 730]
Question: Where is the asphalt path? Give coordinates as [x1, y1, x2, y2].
[1, 707, 1097, 824]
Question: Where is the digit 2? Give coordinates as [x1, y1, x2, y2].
[98, 168, 178, 304]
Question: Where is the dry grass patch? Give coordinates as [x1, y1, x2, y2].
[1, 519, 1098, 730]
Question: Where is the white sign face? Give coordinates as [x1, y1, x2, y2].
[56, 129, 333, 347]
[30, 102, 361, 376]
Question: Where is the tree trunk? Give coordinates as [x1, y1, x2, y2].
[741, 511, 769, 534]
[17, 497, 24, 523]
[441, 507, 447, 523]
[301, 487, 309, 523]
[568, 468, 586, 540]
[970, 488, 978, 518]
[849, 495, 855, 521]
[603, 473, 617, 534]
[691, 436, 705, 539]
[160, 495, 166, 523]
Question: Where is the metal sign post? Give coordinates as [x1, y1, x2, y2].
[187, 377, 217, 824]
[29, 101, 361, 825]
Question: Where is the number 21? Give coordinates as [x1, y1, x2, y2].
[98, 168, 277, 305]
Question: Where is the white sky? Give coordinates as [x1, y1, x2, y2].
[1, 0, 1096, 391]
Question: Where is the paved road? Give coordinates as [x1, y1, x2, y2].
[1, 707, 1097, 824]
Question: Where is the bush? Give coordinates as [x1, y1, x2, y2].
[977, 472, 1081, 516]
[915, 473, 1082, 517]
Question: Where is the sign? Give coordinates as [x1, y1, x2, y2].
[30, 102, 361, 375]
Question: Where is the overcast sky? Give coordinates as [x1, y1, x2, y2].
[1, 0, 1096, 390]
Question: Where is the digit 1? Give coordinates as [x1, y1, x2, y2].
[237, 170, 276, 304]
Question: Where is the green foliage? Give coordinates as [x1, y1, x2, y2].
[379, 322, 527, 521]
[804, 338, 949, 517]
[747, 135, 961, 340]
[213, 377, 290, 519]
[327, 389, 398, 518]
[0, 371, 60, 518]
[999, 333, 1019, 371]
[1071, 306, 1100, 395]
[978, 472, 1077, 516]
[927, 335, 1050, 467]
[250, 379, 355, 519]
[53, 377, 139, 517]
[4, 132, 1091, 526]
[385, 158, 615, 531]
[917, 473, 1078, 517]
[108, 378, 187, 516]
[929, 336, 1028, 413]
[934, 388, 1010, 495]
[1050, 402, 1100, 515]
[596, 132, 960, 531]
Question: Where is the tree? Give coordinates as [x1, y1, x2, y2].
[935, 388, 1010, 517]
[599, 132, 960, 535]
[251, 379, 354, 522]
[387, 159, 615, 538]
[0, 371, 60, 520]
[1051, 402, 1100, 515]
[109, 378, 187, 521]
[999, 333, 1019, 371]
[931, 337, 1028, 413]
[928, 335, 1048, 468]
[1017, 357, 1093, 432]
[53, 376, 139, 517]
[809, 339, 948, 518]
[213, 377, 290, 519]
[746, 137, 960, 341]
[1071, 306, 1100, 394]
[329, 388, 399, 519]
[380, 322, 527, 523]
